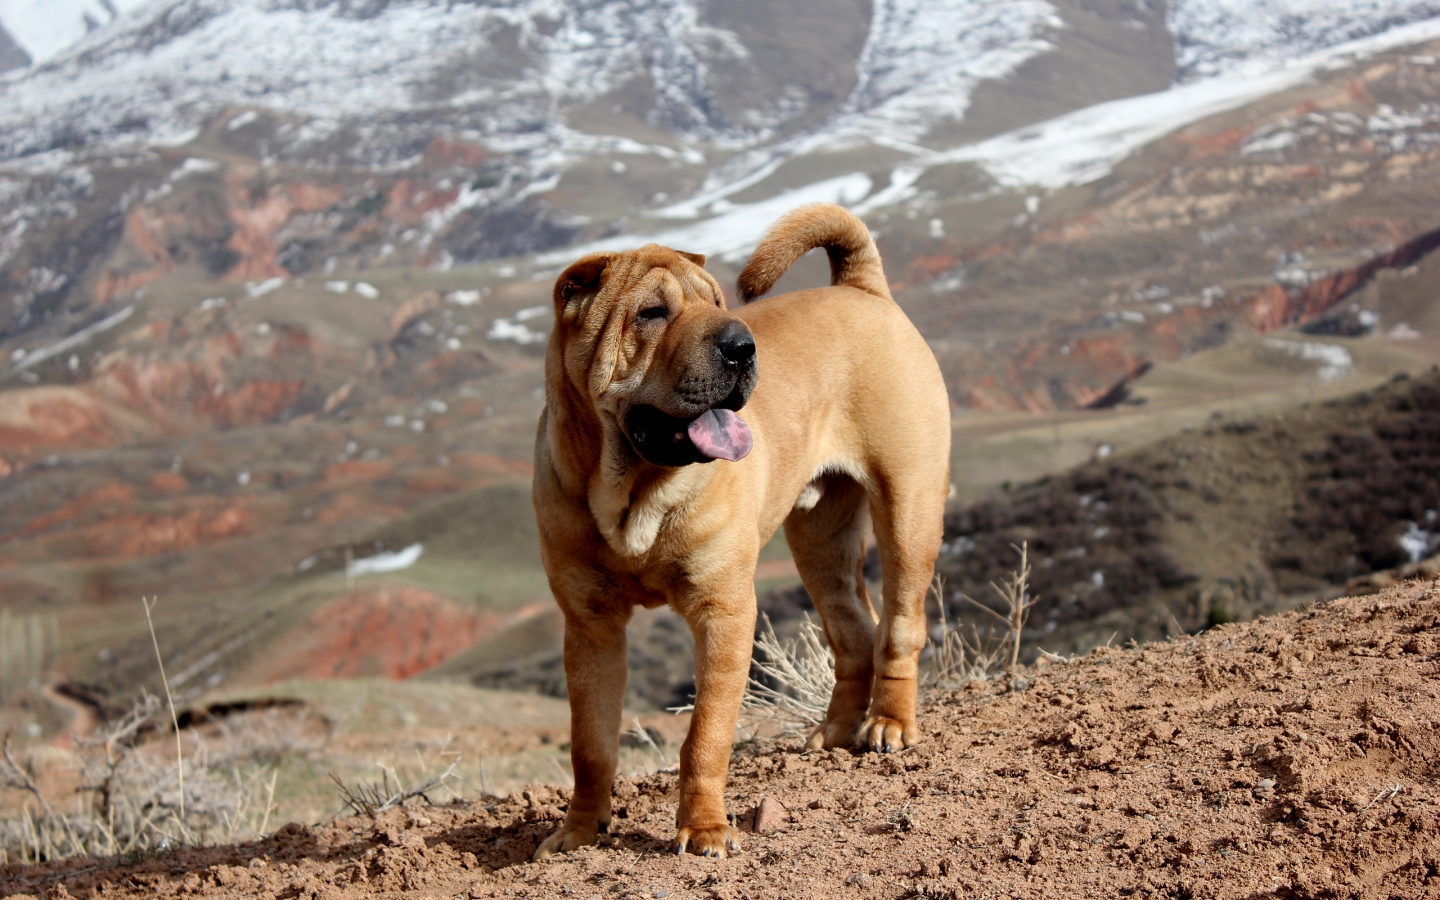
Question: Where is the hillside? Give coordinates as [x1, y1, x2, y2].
[5, 580, 1437, 898]
[2, 1, 1440, 755]
[933, 366, 1440, 656]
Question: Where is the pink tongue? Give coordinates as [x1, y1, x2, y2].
[687, 409, 753, 462]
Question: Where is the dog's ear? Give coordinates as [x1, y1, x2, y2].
[676, 250, 707, 268]
[554, 253, 613, 314]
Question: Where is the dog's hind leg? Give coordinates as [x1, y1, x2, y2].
[784, 474, 879, 751]
[862, 470, 947, 752]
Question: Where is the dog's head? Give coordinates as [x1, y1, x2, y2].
[550, 244, 757, 467]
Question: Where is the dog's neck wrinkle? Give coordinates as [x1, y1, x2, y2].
[543, 361, 603, 498]
[590, 451, 710, 560]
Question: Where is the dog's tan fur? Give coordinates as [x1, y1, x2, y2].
[532, 203, 950, 859]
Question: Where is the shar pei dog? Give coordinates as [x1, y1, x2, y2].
[532, 202, 950, 858]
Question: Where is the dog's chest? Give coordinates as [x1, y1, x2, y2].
[589, 466, 702, 559]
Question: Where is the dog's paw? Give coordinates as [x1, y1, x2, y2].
[858, 716, 915, 754]
[533, 818, 605, 860]
[673, 824, 742, 858]
[804, 718, 860, 751]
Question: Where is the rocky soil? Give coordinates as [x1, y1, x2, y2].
[6, 580, 1438, 899]
[935, 368, 1440, 656]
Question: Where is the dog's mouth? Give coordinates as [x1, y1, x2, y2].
[626, 400, 753, 467]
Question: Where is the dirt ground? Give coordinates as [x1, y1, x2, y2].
[5, 579, 1438, 900]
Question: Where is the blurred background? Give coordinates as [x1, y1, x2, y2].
[1, 0, 1438, 830]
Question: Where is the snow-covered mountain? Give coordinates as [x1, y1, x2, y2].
[4, 1, 1439, 182]
[0, 0, 150, 70]
[1169, 0, 1440, 81]
[0, 0, 1073, 167]
[2, 0, 1440, 285]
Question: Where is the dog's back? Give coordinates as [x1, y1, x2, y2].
[736, 203, 891, 304]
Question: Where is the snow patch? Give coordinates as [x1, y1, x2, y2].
[1242, 131, 1298, 154]
[554, 173, 872, 262]
[445, 290, 483, 307]
[1399, 521, 1433, 564]
[13, 304, 133, 370]
[226, 109, 258, 131]
[347, 543, 424, 577]
[487, 306, 550, 345]
[1263, 338, 1354, 381]
[245, 277, 284, 298]
[170, 157, 220, 181]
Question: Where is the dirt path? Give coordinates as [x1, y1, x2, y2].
[39, 683, 100, 744]
[5, 581, 1439, 899]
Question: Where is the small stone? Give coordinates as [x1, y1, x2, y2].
[754, 797, 788, 834]
[845, 873, 872, 887]
[808, 798, 828, 810]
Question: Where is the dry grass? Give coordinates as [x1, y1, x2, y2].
[739, 615, 836, 737]
[742, 552, 1036, 734]
[625, 717, 676, 772]
[328, 740, 463, 820]
[0, 600, 307, 864]
[959, 541, 1038, 674]
[0, 694, 283, 864]
[925, 575, 1006, 688]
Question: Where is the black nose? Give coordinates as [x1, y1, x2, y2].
[714, 321, 755, 369]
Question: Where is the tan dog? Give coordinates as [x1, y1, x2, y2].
[532, 203, 950, 859]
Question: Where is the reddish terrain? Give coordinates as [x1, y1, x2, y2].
[257, 588, 508, 682]
[6, 580, 1437, 899]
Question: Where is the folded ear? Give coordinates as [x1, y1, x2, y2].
[676, 250, 707, 268]
[554, 253, 613, 313]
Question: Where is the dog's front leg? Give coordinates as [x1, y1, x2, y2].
[673, 595, 755, 858]
[535, 603, 630, 859]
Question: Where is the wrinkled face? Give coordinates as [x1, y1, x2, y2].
[552, 245, 757, 467]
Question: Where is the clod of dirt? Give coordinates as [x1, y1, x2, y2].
[5, 581, 1439, 899]
[752, 797, 787, 834]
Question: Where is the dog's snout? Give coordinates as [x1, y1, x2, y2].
[714, 322, 756, 369]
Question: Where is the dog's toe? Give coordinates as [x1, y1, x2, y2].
[806, 718, 863, 751]
[859, 716, 913, 754]
[534, 819, 602, 860]
[674, 824, 741, 859]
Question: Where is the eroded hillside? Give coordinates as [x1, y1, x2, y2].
[5, 580, 1437, 899]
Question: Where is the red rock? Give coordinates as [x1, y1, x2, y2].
[754, 797, 787, 834]
[261, 588, 506, 681]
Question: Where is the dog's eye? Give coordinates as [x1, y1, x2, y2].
[636, 305, 668, 322]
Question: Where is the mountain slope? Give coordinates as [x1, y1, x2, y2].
[0, 0, 150, 70]
[7, 580, 1439, 898]
[2, 0, 1440, 727]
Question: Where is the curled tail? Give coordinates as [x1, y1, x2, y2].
[736, 202, 891, 303]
